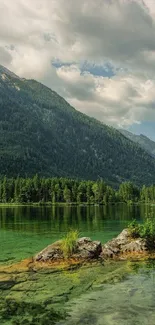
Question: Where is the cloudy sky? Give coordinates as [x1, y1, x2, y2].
[1, 0, 155, 139]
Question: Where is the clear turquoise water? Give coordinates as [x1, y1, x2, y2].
[57, 261, 155, 325]
[1, 204, 155, 325]
[0, 204, 149, 264]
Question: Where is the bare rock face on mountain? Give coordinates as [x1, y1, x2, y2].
[34, 237, 102, 262]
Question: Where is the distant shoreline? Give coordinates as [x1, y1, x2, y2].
[0, 202, 117, 207]
[0, 202, 153, 207]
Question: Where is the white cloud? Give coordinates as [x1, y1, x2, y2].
[1, 0, 155, 127]
[57, 65, 155, 126]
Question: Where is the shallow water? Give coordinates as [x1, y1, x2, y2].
[0, 204, 155, 324]
[57, 262, 155, 325]
[1, 260, 155, 325]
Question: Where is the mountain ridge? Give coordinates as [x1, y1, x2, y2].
[119, 129, 155, 158]
[0, 65, 155, 186]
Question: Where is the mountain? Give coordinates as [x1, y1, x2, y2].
[119, 129, 155, 158]
[0, 64, 155, 186]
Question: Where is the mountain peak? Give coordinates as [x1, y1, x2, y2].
[0, 66, 155, 186]
[0, 65, 20, 79]
[139, 134, 149, 139]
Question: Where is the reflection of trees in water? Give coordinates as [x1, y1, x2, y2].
[0, 204, 154, 236]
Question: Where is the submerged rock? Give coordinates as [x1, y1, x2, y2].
[34, 237, 102, 262]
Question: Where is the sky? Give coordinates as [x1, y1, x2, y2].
[1, 0, 155, 140]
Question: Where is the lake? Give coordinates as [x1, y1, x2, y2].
[0, 203, 151, 265]
[0, 204, 155, 325]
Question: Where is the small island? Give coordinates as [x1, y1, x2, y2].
[2, 219, 155, 278]
[30, 218, 155, 270]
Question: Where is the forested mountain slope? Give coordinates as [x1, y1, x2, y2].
[120, 129, 155, 158]
[0, 64, 155, 186]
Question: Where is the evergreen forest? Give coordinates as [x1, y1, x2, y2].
[1, 65, 155, 187]
[0, 175, 155, 205]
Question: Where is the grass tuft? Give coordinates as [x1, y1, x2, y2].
[61, 230, 79, 258]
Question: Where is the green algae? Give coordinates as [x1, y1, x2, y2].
[1, 205, 155, 324]
[57, 261, 155, 325]
[0, 261, 134, 325]
[1, 259, 155, 324]
[0, 299, 64, 325]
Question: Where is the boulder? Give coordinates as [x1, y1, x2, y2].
[101, 247, 115, 259]
[34, 230, 149, 263]
[114, 229, 130, 245]
[101, 228, 147, 259]
[34, 237, 102, 262]
[101, 229, 130, 259]
[76, 237, 102, 259]
[35, 241, 63, 262]
[121, 238, 147, 253]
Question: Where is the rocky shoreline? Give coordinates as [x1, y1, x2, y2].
[33, 228, 153, 268]
[101, 229, 148, 260]
[0, 229, 152, 276]
[1, 229, 154, 325]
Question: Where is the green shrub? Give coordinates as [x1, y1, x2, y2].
[61, 230, 79, 258]
[128, 219, 140, 238]
[139, 218, 155, 250]
[128, 218, 155, 250]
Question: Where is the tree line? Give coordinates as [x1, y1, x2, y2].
[0, 175, 155, 204]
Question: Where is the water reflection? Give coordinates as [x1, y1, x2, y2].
[0, 204, 154, 264]
[0, 204, 151, 234]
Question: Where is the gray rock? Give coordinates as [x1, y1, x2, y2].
[35, 237, 102, 262]
[35, 241, 63, 262]
[114, 229, 130, 245]
[101, 247, 115, 259]
[101, 228, 147, 259]
[122, 239, 147, 253]
[35, 229, 149, 263]
[77, 237, 92, 245]
[76, 237, 102, 259]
